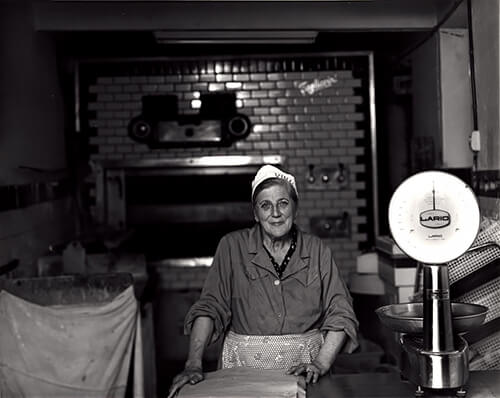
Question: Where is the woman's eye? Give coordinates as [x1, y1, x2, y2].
[260, 202, 271, 211]
[278, 200, 289, 209]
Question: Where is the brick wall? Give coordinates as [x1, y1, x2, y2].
[81, 53, 373, 280]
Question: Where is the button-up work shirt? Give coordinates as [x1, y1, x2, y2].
[184, 224, 359, 353]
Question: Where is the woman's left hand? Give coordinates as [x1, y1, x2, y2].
[286, 361, 328, 384]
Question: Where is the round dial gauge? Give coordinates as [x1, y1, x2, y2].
[388, 171, 480, 264]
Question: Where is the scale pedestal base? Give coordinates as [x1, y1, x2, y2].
[400, 334, 469, 397]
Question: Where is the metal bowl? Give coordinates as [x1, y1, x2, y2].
[375, 302, 488, 334]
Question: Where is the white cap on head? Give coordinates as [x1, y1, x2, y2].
[251, 165, 298, 200]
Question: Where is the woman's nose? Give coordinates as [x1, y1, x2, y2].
[272, 205, 281, 217]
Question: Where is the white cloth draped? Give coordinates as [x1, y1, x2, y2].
[0, 286, 144, 398]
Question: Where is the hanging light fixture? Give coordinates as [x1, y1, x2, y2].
[153, 30, 318, 44]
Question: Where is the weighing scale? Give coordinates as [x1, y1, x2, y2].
[376, 171, 489, 397]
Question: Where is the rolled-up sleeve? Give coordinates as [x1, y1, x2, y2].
[320, 246, 359, 353]
[184, 236, 233, 343]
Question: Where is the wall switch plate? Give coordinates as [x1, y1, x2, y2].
[310, 213, 351, 238]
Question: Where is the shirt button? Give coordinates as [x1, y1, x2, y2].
[277, 313, 282, 318]
[274, 279, 280, 286]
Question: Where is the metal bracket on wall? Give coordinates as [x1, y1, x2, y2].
[310, 212, 351, 238]
[305, 163, 348, 191]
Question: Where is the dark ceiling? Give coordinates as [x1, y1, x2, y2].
[41, 0, 467, 74]
[54, 31, 430, 59]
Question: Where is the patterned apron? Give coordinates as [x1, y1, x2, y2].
[221, 329, 323, 370]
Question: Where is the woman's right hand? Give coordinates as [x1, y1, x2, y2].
[167, 366, 204, 398]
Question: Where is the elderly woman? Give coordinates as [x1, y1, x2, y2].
[167, 165, 358, 398]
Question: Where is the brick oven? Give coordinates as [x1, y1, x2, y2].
[80, 52, 376, 274]
[78, 51, 377, 394]
[92, 155, 283, 261]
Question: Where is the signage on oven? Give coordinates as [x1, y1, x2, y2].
[297, 76, 338, 96]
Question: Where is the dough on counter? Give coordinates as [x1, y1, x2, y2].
[178, 367, 306, 398]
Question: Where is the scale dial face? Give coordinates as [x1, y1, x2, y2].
[388, 171, 480, 264]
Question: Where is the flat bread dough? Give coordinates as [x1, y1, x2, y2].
[178, 367, 306, 398]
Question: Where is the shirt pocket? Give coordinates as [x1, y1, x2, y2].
[289, 266, 319, 287]
[234, 264, 273, 303]
[243, 267, 272, 301]
[243, 264, 270, 281]
[285, 270, 322, 325]
[233, 266, 276, 331]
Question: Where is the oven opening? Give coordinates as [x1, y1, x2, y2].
[125, 173, 255, 260]
[96, 155, 283, 260]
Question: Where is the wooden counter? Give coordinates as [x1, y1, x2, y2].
[308, 371, 500, 398]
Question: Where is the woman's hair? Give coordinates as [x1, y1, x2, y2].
[252, 177, 299, 207]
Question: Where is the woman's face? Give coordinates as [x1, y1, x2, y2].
[253, 183, 297, 240]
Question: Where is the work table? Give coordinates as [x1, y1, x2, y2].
[308, 371, 500, 398]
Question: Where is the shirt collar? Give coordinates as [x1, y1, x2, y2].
[247, 223, 310, 279]
[248, 223, 309, 256]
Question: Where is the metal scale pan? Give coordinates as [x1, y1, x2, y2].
[376, 170, 488, 397]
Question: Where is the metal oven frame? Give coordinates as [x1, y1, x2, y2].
[93, 154, 284, 231]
